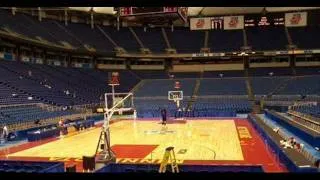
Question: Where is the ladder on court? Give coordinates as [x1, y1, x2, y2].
[159, 147, 179, 173]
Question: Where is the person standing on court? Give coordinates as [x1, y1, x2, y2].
[161, 108, 167, 125]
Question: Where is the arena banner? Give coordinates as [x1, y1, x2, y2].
[303, 50, 313, 54]
[192, 53, 225, 57]
[312, 49, 320, 53]
[190, 17, 211, 30]
[275, 51, 288, 55]
[223, 16, 244, 30]
[285, 12, 307, 27]
[209, 53, 225, 57]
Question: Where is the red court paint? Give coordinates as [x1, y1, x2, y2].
[234, 119, 286, 172]
[111, 144, 158, 159]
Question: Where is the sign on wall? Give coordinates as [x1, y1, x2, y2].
[211, 17, 224, 30]
[285, 12, 307, 27]
[190, 17, 211, 30]
[21, 56, 30, 62]
[223, 16, 244, 30]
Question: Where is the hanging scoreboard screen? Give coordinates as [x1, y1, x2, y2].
[244, 13, 285, 27]
[120, 7, 179, 16]
[118, 7, 188, 24]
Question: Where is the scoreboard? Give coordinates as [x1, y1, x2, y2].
[244, 13, 285, 27]
[119, 7, 179, 16]
[118, 7, 188, 23]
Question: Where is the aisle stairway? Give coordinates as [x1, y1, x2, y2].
[186, 79, 201, 110]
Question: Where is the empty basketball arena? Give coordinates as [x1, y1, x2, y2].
[0, 7, 319, 173]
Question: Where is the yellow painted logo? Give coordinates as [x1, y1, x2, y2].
[237, 126, 252, 139]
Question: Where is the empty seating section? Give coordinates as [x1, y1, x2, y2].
[133, 71, 168, 79]
[0, 82, 38, 105]
[65, 23, 114, 53]
[100, 26, 140, 52]
[113, 70, 141, 92]
[134, 98, 189, 118]
[40, 19, 83, 48]
[171, 72, 200, 79]
[76, 68, 112, 90]
[293, 105, 320, 118]
[249, 67, 292, 76]
[193, 97, 252, 115]
[19, 14, 61, 44]
[0, 61, 85, 106]
[47, 66, 106, 103]
[198, 78, 247, 95]
[203, 71, 244, 78]
[0, 11, 81, 48]
[208, 30, 243, 52]
[0, 104, 75, 126]
[295, 67, 320, 76]
[289, 26, 320, 49]
[166, 27, 204, 53]
[134, 79, 196, 97]
[0, 59, 319, 119]
[265, 95, 313, 102]
[304, 95, 320, 102]
[0, 60, 142, 106]
[247, 27, 288, 51]
[276, 76, 320, 95]
[133, 27, 166, 53]
[0, 10, 46, 40]
[251, 77, 290, 95]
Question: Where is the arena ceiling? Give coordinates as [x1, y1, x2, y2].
[68, 7, 320, 16]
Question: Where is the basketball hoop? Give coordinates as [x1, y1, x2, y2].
[96, 92, 134, 163]
[168, 91, 183, 110]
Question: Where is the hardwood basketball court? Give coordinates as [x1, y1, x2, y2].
[2, 119, 286, 172]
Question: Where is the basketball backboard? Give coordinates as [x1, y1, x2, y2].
[168, 91, 183, 101]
